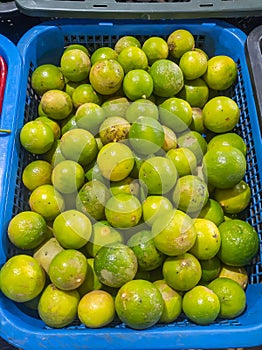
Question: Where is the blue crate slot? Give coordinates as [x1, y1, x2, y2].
[0, 19, 261, 350]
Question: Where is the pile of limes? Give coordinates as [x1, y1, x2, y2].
[0, 29, 259, 330]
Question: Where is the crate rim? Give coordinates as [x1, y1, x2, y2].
[14, 0, 262, 19]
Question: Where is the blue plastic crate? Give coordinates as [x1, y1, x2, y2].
[0, 19, 262, 350]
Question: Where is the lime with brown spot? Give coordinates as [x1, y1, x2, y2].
[114, 36, 141, 54]
[167, 29, 195, 59]
[60, 48, 91, 82]
[91, 47, 118, 65]
[31, 64, 65, 96]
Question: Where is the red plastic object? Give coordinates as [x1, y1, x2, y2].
[0, 55, 8, 115]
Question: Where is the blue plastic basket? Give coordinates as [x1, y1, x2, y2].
[0, 19, 262, 350]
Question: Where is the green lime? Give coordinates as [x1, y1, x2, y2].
[97, 142, 134, 182]
[117, 46, 148, 74]
[166, 147, 197, 177]
[72, 84, 102, 108]
[20, 120, 54, 154]
[31, 64, 65, 96]
[179, 50, 207, 80]
[200, 256, 221, 283]
[78, 290, 115, 328]
[125, 99, 159, 123]
[177, 78, 209, 108]
[22, 160, 53, 191]
[0, 255, 46, 302]
[36, 116, 61, 140]
[217, 219, 259, 266]
[123, 69, 153, 101]
[51, 160, 85, 194]
[159, 97, 192, 133]
[203, 146, 246, 189]
[190, 107, 205, 133]
[207, 132, 246, 156]
[91, 47, 118, 65]
[182, 285, 220, 325]
[53, 210, 92, 249]
[77, 258, 103, 296]
[40, 90, 73, 121]
[203, 96, 240, 133]
[138, 156, 178, 195]
[198, 198, 224, 226]
[102, 96, 129, 118]
[115, 279, 164, 329]
[29, 184, 65, 222]
[75, 102, 106, 134]
[128, 116, 165, 155]
[177, 130, 207, 164]
[142, 37, 169, 65]
[64, 44, 89, 55]
[142, 195, 173, 227]
[114, 36, 141, 54]
[208, 277, 246, 318]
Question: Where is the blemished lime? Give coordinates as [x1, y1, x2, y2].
[0, 254, 46, 302]
[85, 221, 123, 257]
[149, 59, 184, 98]
[60, 48, 91, 82]
[94, 242, 138, 288]
[162, 253, 202, 291]
[127, 230, 166, 271]
[217, 219, 259, 266]
[203, 96, 240, 133]
[177, 130, 207, 164]
[182, 285, 220, 325]
[89, 59, 124, 95]
[48, 249, 87, 290]
[203, 55, 238, 91]
[115, 279, 164, 329]
[125, 99, 159, 123]
[218, 263, 248, 289]
[36, 116, 61, 140]
[167, 29, 195, 59]
[152, 209, 196, 256]
[189, 218, 221, 260]
[29, 184, 65, 222]
[171, 175, 209, 215]
[208, 277, 246, 319]
[76, 179, 111, 221]
[153, 279, 182, 323]
[40, 89, 73, 121]
[38, 283, 80, 328]
[102, 96, 129, 118]
[214, 180, 251, 214]
[162, 125, 177, 152]
[105, 193, 142, 229]
[52, 210, 92, 249]
[8, 211, 47, 250]
[78, 290, 115, 328]
[99, 116, 130, 145]
[91, 47, 118, 65]
[114, 36, 141, 54]
[33, 237, 64, 273]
